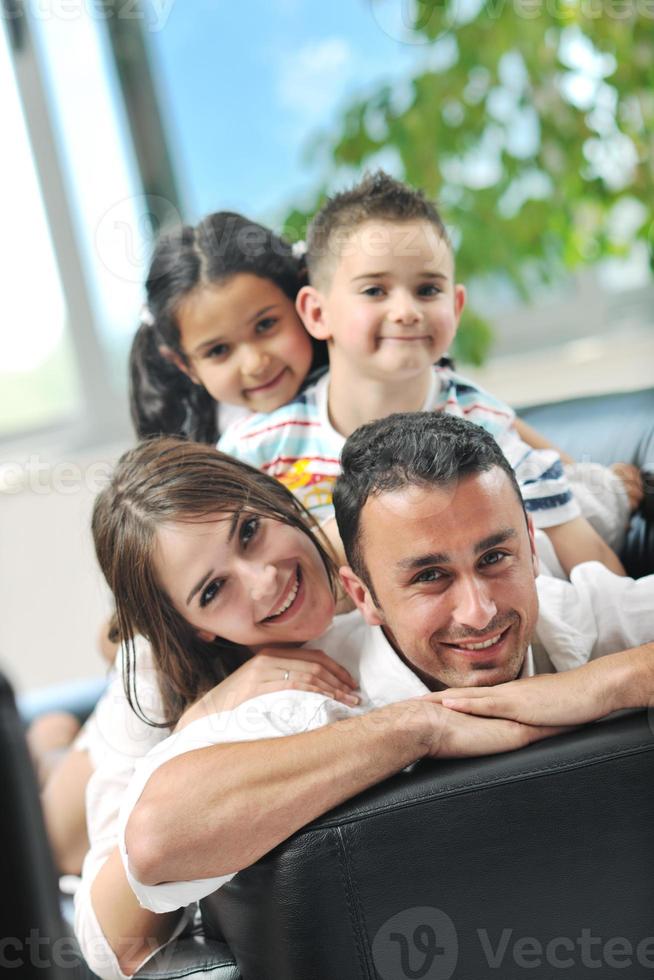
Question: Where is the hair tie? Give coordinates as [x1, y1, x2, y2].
[140, 304, 155, 327]
[292, 240, 307, 260]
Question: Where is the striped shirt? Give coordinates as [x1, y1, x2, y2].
[218, 368, 579, 528]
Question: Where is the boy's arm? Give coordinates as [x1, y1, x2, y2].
[544, 516, 625, 577]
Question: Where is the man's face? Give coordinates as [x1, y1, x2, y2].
[341, 469, 540, 690]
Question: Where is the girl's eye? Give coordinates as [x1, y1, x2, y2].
[418, 284, 442, 297]
[206, 343, 229, 360]
[200, 579, 224, 608]
[362, 285, 385, 297]
[255, 317, 277, 334]
[240, 515, 260, 546]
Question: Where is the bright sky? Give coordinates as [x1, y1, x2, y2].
[1, 1, 418, 378]
[1, 3, 644, 387]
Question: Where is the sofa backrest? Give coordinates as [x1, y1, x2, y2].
[202, 711, 654, 980]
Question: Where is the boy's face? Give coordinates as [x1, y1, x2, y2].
[300, 219, 465, 382]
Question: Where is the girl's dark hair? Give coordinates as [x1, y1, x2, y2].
[92, 437, 337, 727]
[129, 212, 327, 444]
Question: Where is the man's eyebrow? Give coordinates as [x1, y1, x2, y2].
[395, 529, 518, 573]
[397, 551, 450, 571]
[185, 512, 240, 605]
[475, 528, 517, 553]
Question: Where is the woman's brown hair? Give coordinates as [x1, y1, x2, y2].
[92, 437, 336, 727]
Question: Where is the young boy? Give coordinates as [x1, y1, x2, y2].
[219, 172, 635, 578]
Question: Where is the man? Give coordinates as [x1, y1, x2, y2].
[125, 412, 652, 893]
[89, 414, 654, 977]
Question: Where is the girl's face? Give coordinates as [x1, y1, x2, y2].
[154, 510, 336, 648]
[175, 274, 314, 413]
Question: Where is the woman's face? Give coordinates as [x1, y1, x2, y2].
[154, 511, 335, 647]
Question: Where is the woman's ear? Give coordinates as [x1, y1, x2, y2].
[159, 344, 201, 385]
[196, 628, 216, 643]
[296, 286, 331, 341]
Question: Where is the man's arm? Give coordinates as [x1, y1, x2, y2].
[436, 643, 654, 726]
[125, 700, 553, 889]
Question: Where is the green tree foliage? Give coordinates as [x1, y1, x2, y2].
[284, 2, 653, 363]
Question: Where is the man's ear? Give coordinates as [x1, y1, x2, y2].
[527, 515, 539, 577]
[159, 344, 200, 385]
[296, 285, 331, 341]
[339, 566, 384, 626]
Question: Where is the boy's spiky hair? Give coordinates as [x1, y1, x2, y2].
[306, 170, 450, 288]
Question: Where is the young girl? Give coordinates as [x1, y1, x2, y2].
[129, 210, 328, 444]
[32, 212, 332, 877]
[75, 438, 358, 980]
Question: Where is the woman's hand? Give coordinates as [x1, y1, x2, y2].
[177, 648, 360, 730]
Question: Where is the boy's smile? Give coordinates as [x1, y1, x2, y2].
[302, 219, 465, 384]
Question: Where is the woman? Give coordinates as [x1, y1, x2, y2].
[75, 437, 359, 979]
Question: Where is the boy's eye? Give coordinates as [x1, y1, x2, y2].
[200, 579, 224, 608]
[206, 343, 229, 360]
[418, 284, 442, 297]
[362, 285, 385, 297]
[255, 317, 277, 334]
[240, 515, 260, 546]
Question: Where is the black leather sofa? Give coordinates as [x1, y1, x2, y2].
[198, 386, 654, 980]
[7, 387, 654, 980]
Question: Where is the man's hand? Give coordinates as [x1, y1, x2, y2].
[432, 667, 613, 727]
[408, 697, 562, 758]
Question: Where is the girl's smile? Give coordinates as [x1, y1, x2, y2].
[176, 274, 314, 413]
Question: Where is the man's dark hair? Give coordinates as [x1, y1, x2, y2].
[306, 170, 450, 289]
[333, 412, 525, 594]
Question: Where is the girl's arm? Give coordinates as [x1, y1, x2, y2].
[41, 747, 92, 875]
[513, 416, 574, 464]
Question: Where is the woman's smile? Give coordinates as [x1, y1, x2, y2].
[154, 513, 334, 647]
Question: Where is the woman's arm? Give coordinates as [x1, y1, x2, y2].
[90, 850, 183, 977]
[41, 747, 92, 875]
[78, 641, 359, 976]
